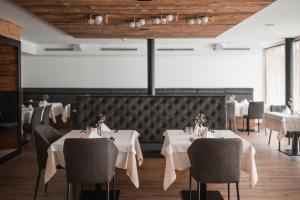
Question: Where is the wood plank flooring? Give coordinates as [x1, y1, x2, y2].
[1, 129, 300, 200]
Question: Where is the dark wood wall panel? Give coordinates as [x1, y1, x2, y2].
[0, 42, 18, 91]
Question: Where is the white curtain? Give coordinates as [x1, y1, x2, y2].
[265, 45, 285, 105]
[293, 41, 300, 112]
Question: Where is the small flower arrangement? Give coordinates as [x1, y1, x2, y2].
[194, 112, 207, 127]
[42, 94, 49, 101]
[98, 113, 107, 124]
[96, 113, 107, 136]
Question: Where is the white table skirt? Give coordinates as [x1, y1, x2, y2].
[47, 103, 64, 123]
[161, 130, 258, 190]
[44, 130, 143, 188]
[62, 104, 71, 123]
[263, 112, 300, 140]
[235, 102, 249, 117]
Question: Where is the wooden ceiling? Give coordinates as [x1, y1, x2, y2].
[13, 0, 275, 38]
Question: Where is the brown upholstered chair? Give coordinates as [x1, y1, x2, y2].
[29, 106, 44, 147]
[42, 104, 52, 125]
[33, 125, 62, 200]
[188, 138, 243, 200]
[243, 101, 264, 135]
[63, 138, 118, 200]
[227, 102, 237, 133]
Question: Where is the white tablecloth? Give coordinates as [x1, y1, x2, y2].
[62, 104, 71, 123]
[44, 130, 143, 188]
[46, 103, 64, 123]
[22, 103, 64, 124]
[235, 102, 249, 117]
[161, 130, 258, 190]
[263, 112, 300, 140]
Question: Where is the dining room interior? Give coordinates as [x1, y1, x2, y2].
[0, 0, 300, 200]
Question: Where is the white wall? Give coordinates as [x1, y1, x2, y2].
[21, 48, 265, 100]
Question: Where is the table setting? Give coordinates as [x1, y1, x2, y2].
[263, 102, 300, 156]
[44, 113, 144, 188]
[161, 112, 258, 190]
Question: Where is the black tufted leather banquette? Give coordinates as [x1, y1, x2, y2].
[75, 95, 226, 150]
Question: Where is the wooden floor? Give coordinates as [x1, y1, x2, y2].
[1, 129, 300, 200]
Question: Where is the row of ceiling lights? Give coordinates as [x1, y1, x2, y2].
[87, 14, 209, 27]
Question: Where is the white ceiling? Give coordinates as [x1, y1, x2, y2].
[1, 0, 300, 47]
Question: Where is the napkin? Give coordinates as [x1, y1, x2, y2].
[87, 130, 102, 139]
[241, 99, 249, 105]
[39, 100, 48, 106]
[101, 123, 111, 131]
[283, 107, 292, 114]
[27, 105, 34, 110]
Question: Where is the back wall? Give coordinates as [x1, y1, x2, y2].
[21, 45, 265, 100]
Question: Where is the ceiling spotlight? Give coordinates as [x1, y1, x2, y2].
[161, 18, 167, 24]
[187, 18, 195, 25]
[95, 15, 103, 25]
[166, 14, 173, 22]
[129, 21, 136, 28]
[139, 19, 146, 26]
[195, 17, 202, 25]
[153, 18, 160, 25]
[88, 15, 95, 25]
[202, 16, 209, 23]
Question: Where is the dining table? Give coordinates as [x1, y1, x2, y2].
[22, 102, 64, 124]
[161, 129, 258, 191]
[263, 112, 300, 156]
[44, 129, 144, 188]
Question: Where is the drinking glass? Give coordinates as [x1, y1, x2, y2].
[186, 126, 193, 134]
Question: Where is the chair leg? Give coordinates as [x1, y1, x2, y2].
[258, 121, 260, 132]
[107, 182, 110, 200]
[236, 183, 240, 200]
[113, 176, 116, 200]
[233, 118, 237, 134]
[268, 130, 272, 145]
[44, 183, 48, 193]
[288, 137, 291, 145]
[197, 182, 200, 200]
[72, 184, 76, 200]
[279, 141, 281, 151]
[189, 172, 192, 200]
[227, 183, 230, 200]
[34, 169, 42, 200]
[229, 119, 232, 130]
[247, 118, 250, 135]
[67, 184, 71, 200]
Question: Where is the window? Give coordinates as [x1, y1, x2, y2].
[265, 45, 285, 105]
[293, 40, 300, 112]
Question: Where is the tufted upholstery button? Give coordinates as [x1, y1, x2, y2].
[75, 96, 226, 143]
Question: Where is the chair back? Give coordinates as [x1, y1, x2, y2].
[248, 101, 264, 119]
[64, 138, 118, 184]
[31, 106, 44, 131]
[42, 104, 52, 125]
[33, 125, 62, 169]
[270, 105, 286, 112]
[227, 102, 235, 119]
[188, 138, 243, 183]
